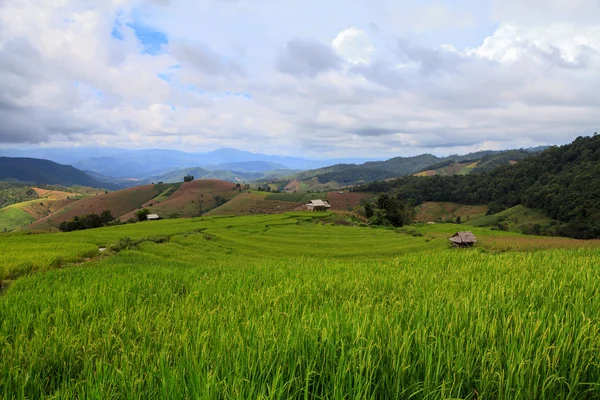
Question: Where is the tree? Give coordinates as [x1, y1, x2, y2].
[364, 202, 374, 219]
[184, 175, 194, 182]
[100, 210, 115, 225]
[456, 216, 461, 224]
[136, 208, 150, 221]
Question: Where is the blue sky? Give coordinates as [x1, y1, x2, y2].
[0, 0, 599, 157]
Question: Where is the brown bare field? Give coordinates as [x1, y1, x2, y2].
[205, 192, 305, 216]
[326, 192, 372, 211]
[32, 188, 74, 200]
[20, 199, 75, 220]
[121, 179, 239, 220]
[27, 184, 164, 231]
[414, 202, 488, 223]
[283, 180, 303, 192]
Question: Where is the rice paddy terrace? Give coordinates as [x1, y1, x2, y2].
[1, 213, 600, 398]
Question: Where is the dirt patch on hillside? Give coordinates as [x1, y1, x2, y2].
[21, 199, 75, 220]
[326, 192, 372, 211]
[32, 188, 74, 200]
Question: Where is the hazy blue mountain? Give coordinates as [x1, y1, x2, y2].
[0, 147, 380, 178]
[202, 161, 290, 173]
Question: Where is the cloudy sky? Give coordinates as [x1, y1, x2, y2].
[1, 0, 599, 157]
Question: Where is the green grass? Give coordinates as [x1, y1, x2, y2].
[467, 205, 555, 231]
[1, 214, 600, 398]
[0, 205, 35, 232]
[150, 183, 182, 203]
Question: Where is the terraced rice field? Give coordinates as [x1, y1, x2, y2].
[1, 213, 600, 398]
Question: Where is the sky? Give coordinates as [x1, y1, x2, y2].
[0, 0, 599, 158]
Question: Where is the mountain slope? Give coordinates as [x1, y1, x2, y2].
[26, 184, 172, 231]
[202, 161, 290, 173]
[0, 157, 118, 189]
[357, 134, 600, 238]
[145, 167, 263, 184]
[280, 149, 543, 188]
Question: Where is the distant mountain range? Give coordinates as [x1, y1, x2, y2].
[0, 148, 379, 179]
[0, 157, 119, 189]
[268, 148, 547, 188]
[0, 146, 548, 191]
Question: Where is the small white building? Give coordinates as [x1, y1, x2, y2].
[147, 214, 161, 220]
[306, 199, 331, 212]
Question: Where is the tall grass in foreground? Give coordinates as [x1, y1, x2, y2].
[1, 244, 600, 398]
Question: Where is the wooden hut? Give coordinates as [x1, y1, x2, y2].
[306, 199, 331, 212]
[449, 231, 477, 248]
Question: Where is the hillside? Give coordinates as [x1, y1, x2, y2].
[357, 134, 600, 238]
[0, 182, 39, 208]
[145, 167, 264, 185]
[120, 180, 240, 220]
[27, 184, 173, 231]
[0, 187, 85, 232]
[414, 161, 478, 177]
[204, 192, 306, 216]
[466, 205, 557, 233]
[265, 148, 542, 191]
[203, 161, 290, 173]
[414, 202, 488, 223]
[23, 179, 243, 231]
[0, 157, 118, 189]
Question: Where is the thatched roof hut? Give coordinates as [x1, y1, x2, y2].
[449, 231, 477, 248]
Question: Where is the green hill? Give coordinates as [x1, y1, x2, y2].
[265, 148, 542, 190]
[466, 205, 556, 233]
[357, 134, 600, 238]
[0, 157, 118, 189]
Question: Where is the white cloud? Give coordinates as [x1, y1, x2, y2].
[332, 28, 375, 65]
[0, 0, 598, 158]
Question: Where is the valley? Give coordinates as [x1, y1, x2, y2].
[1, 135, 599, 398]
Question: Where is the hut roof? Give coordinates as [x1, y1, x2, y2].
[449, 231, 477, 244]
[147, 214, 160, 220]
[307, 199, 331, 207]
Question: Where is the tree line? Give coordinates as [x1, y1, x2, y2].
[59, 210, 116, 232]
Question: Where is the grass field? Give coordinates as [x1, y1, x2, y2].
[0, 206, 35, 232]
[2, 213, 600, 398]
[467, 205, 555, 231]
[414, 202, 489, 223]
[414, 162, 476, 177]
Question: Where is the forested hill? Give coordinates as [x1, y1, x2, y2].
[289, 148, 542, 186]
[0, 157, 118, 189]
[356, 135, 600, 238]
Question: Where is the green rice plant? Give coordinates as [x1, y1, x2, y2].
[2, 213, 600, 398]
[1, 247, 600, 398]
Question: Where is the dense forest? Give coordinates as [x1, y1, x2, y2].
[355, 135, 600, 239]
